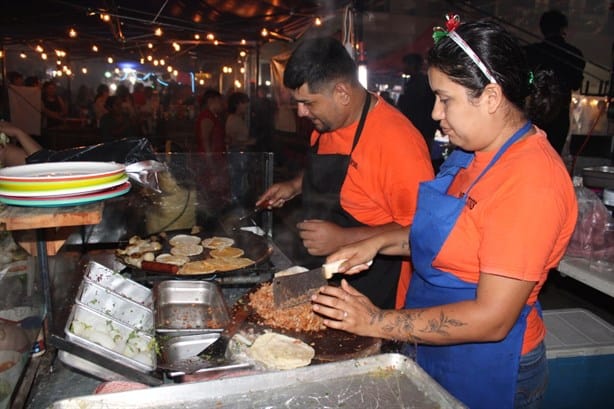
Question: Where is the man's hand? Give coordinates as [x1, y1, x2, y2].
[256, 175, 302, 209]
[297, 219, 347, 256]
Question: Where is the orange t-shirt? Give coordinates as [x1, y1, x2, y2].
[313, 95, 434, 307]
[432, 128, 577, 354]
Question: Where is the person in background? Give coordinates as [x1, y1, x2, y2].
[0, 121, 42, 167]
[225, 92, 256, 151]
[311, 18, 577, 409]
[195, 89, 225, 153]
[524, 9, 585, 154]
[397, 53, 441, 168]
[24, 76, 41, 88]
[99, 96, 139, 142]
[257, 37, 434, 309]
[41, 81, 67, 128]
[250, 85, 277, 152]
[92, 84, 110, 127]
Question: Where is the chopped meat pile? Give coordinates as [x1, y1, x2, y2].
[248, 283, 325, 332]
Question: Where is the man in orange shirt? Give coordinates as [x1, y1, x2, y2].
[257, 37, 433, 309]
[312, 17, 577, 409]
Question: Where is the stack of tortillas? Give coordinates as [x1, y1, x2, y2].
[247, 332, 315, 370]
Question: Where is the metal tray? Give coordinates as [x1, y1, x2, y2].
[158, 333, 220, 363]
[154, 280, 230, 336]
[84, 261, 153, 308]
[50, 353, 466, 408]
[582, 166, 614, 189]
[76, 279, 154, 333]
[64, 303, 156, 373]
[58, 350, 130, 382]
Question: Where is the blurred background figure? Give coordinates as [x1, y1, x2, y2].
[195, 89, 225, 153]
[225, 91, 256, 151]
[98, 96, 139, 142]
[524, 9, 586, 155]
[0, 121, 42, 167]
[41, 81, 67, 128]
[250, 85, 277, 153]
[92, 84, 110, 128]
[396, 53, 440, 165]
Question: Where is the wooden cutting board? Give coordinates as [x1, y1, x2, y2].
[232, 288, 382, 363]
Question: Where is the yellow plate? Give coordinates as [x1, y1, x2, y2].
[0, 172, 126, 192]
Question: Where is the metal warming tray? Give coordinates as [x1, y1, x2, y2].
[154, 280, 230, 336]
[76, 279, 154, 333]
[582, 166, 614, 189]
[50, 353, 466, 408]
[84, 261, 153, 308]
[65, 303, 156, 373]
[58, 350, 130, 382]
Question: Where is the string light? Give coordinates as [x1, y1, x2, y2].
[20, 53, 27, 59]
[167, 66, 173, 73]
[107, 56, 114, 64]
[239, 50, 247, 57]
[172, 42, 181, 52]
[240, 39, 246, 45]
[159, 59, 165, 66]
[41, 53, 47, 60]
[261, 28, 269, 37]
[140, 58, 145, 64]
[147, 55, 153, 61]
[92, 45, 99, 52]
[194, 34, 200, 40]
[213, 40, 219, 46]
[35, 45, 44, 53]
[100, 13, 111, 22]
[81, 67, 88, 74]
[0, 51, 3, 58]
[315, 17, 322, 26]
[154, 27, 163, 37]
[57, 59, 62, 65]
[153, 59, 159, 66]
[206, 33, 215, 41]
[173, 70, 178, 76]
[69, 28, 77, 38]
[147, 42, 153, 49]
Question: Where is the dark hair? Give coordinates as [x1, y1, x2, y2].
[24, 76, 40, 87]
[283, 37, 358, 93]
[427, 19, 560, 126]
[199, 88, 222, 107]
[96, 84, 109, 97]
[7, 71, 23, 84]
[227, 92, 249, 113]
[540, 10, 568, 37]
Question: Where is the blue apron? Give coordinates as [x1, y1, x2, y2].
[406, 122, 540, 409]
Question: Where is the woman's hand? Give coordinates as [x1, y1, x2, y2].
[325, 236, 383, 274]
[311, 279, 381, 337]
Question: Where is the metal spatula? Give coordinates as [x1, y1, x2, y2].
[198, 305, 250, 361]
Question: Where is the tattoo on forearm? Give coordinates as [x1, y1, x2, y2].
[425, 311, 467, 336]
[372, 309, 466, 343]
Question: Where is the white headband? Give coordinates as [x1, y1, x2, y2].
[448, 31, 497, 84]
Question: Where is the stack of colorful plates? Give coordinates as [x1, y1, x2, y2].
[0, 162, 131, 207]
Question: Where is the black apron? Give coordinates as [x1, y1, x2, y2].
[301, 92, 402, 309]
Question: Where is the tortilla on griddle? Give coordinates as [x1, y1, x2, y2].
[179, 260, 217, 275]
[247, 332, 315, 370]
[202, 236, 235, 249]
[210, 247, 244, 259]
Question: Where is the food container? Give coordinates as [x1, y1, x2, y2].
[50, 353, 466, 408]
[582, 166, 614, 189]
[75, 279, 154, 333]
[84, 261, 152, 308]
[154, 280, 230, 336]
[57, 350, 130, 382]
[158, 333, 220, 363]
[65, 303, 156, 373]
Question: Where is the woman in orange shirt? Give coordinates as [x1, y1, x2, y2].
[311, 17, 577, 409]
